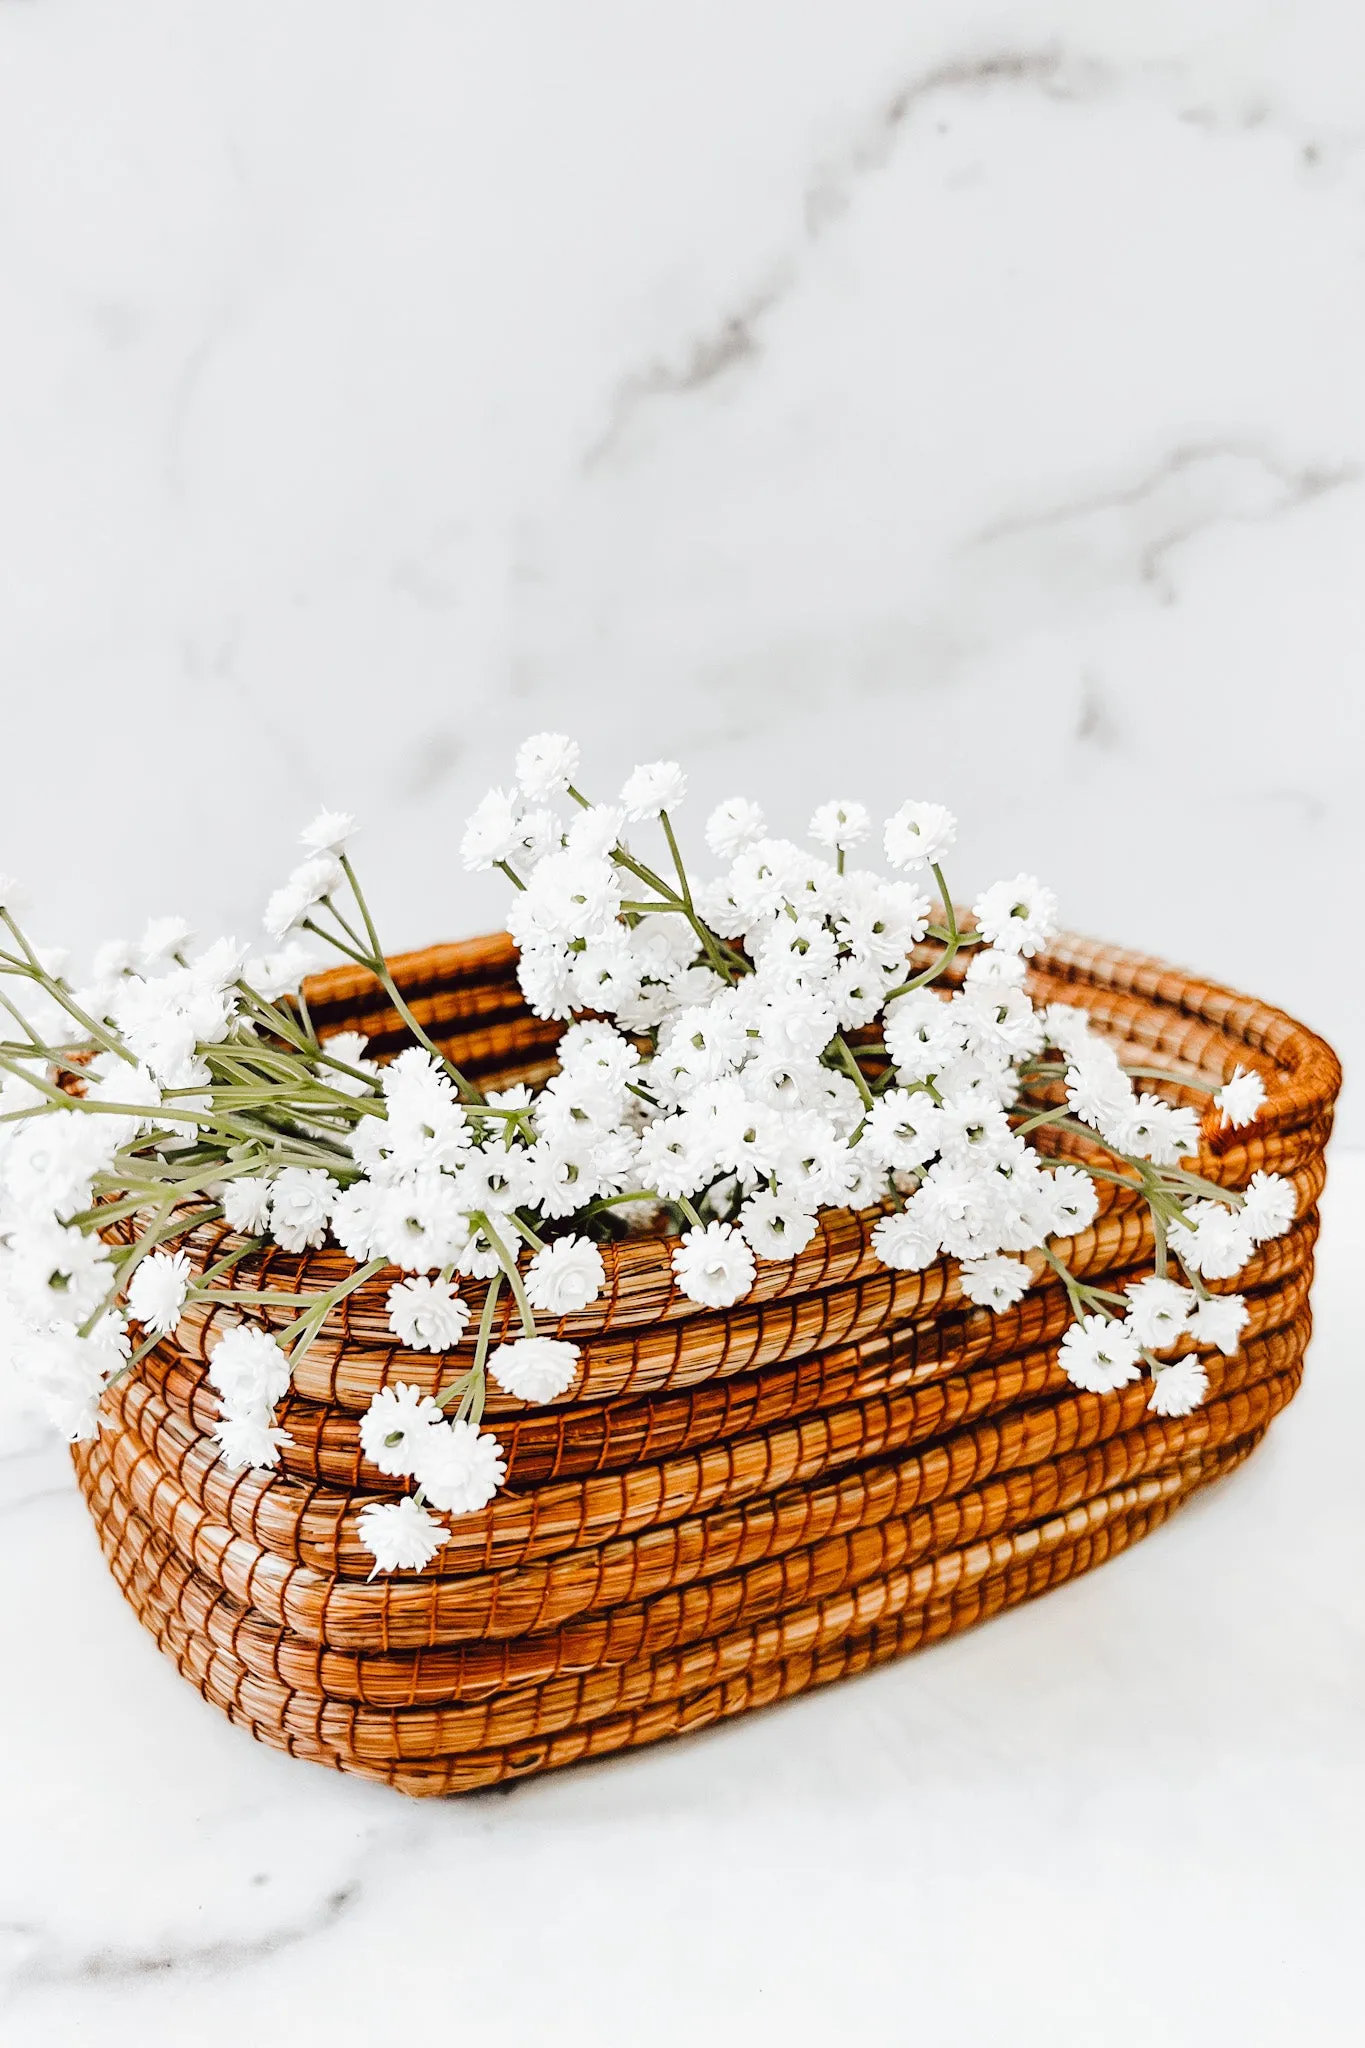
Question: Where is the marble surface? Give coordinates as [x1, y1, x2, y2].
[0, 3, 1360, 1130]
[0, 1162, 1359, 2046]
[0, 8, 1362, 2040]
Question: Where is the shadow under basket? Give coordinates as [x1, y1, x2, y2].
[74, 931, 1341, 1797]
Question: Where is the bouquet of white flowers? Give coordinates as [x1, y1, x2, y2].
[0, 736, 1294, 1576]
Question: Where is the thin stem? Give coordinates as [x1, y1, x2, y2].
[274, 1257, 389, 1357]
[828, 1034, 875, 1111]
[440, 1269, 503, 1418]
[0, 909, 138, 1064]
[476, 1213, 536, 1338]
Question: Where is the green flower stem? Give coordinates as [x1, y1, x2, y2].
[495, 860, 526, 892]
[828, 1034, 875, 1111]
[1012, 1102, 1072, 1139]
[188, 1288, 339, 1309]
[77, 1194, 182, 1336]
[882, 865, 971, 1000]
[1040, 1114, 1243, 1208]
[1152, 1206, 1169, 1279]
[659, 809, 735, 982]
[0, 987, 48, 1053]
[0, 909, 136, 1064]
[475, 1213, 536, 1339]
[273, 1256, 389, 1357]
[440, 1268, 504, 1421]
[503, 1210, 547, 1253]
[194, 1238, 264, 1289]
[1036, 1240, 1119, 1320]
[309, 871, 485, 1106]
[608, 840, 746, 982]
[105, 1327, 166, 1383]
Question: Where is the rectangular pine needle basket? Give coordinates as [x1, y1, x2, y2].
[74, 930, 1340, 1796]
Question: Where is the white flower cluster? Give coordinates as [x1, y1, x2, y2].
[0, 747, 1298, 1581]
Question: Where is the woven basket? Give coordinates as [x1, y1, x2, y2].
[73, 931, 1340, 1796]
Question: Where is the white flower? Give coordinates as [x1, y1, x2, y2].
[959, 1254, 1031, 1312]
[556, 1019, 639, 1084]
[883, 801, 956, 871]
[565, 803, 625, 859]
[357, 1496, 447, 1577]
[126, 1248, 191, 1336]
[412, 1418, 506, 1513]
[809, 800, 871, 851]
[300, 809, 356, 855]
[1065, 1051, 1133, 1132]
[507, 848, 622, 947]
[2, 1109, 116, 1219]
[245, 942, 316, 999]
[636, 1117, 707, 1200]
[377, 1173, 468, 1272]
[671, 1221, 755, 1308]
[268, 1167, 337, 1253]
[1111, 1095, 1200, 1166]
[508, 807, 559, 873]
[15, 1314, 127, 1441]
[1147, 1355, 1210, 1417]
[318, 1031, 378, 1096]
[516, 942, 575, 1021]
[138, 916, 194, 966]
[1167, 1201, 1255, 1281]
[3, 1221, 110, 1324]
[1215, 1065, 1267, 1130]
[359, 1382, 446, 1476]
[1057, 1314, 1142, 1394]
[738, 1189, 819, 1261]
[870, 1204, 939, 1272]
[883, 990, 965, 1082]
[1187, 1292, 1248, 1355]
[386, 1276, 471, 1351]
[0, 873, 25, 910]
[487, 1335, 581, 1401]
[524, 1236, 606, 1315]
[620, 761, 687, 820]
[706, 798, 767, 858]
[515, 732, 580, 800]
[221, 1176, 273, 1235]
[964, 948, 1027, 988]
[89, 938, 136, 983]
[329, 1178, 388, 1260]
[1123, 1275, 1194, 1352]
[971, 874, 1058, 957]
[212, 1413, 293, 1470]
[207, 1325, 292, 1410]
[1241, 1170, 1295, 1244]
[1042, 1003, 1093, 1057]
[859, 1091, 942, 1171]
[263, 854, 343, 941]
[460, 787, 525, 873]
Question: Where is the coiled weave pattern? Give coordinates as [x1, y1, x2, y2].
[74, 931, 1340, 1796]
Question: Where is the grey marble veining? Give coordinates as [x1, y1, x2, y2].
[0, 4, 1358, 1142]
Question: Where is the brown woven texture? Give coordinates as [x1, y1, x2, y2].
[74, 930, 1340, 1796]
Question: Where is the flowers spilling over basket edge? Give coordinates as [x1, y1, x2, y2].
[0, 737, 1293, 1576]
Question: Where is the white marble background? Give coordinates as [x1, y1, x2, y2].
[0, 1, 1359, 1123]
[1, 5, 1362, 2042]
